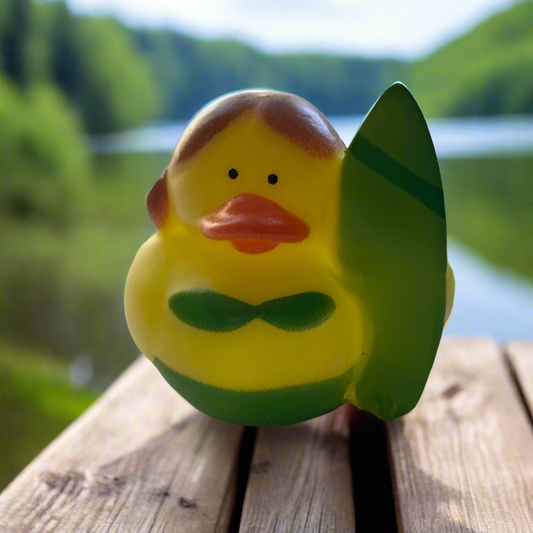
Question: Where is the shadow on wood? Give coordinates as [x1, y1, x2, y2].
[349, 408, 398, 533]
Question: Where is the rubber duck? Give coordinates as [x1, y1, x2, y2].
[125, 84, 454, 425]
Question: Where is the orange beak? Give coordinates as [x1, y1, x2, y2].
[199, 193, 310, 254]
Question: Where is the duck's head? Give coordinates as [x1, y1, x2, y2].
[147, 90, 345, 254]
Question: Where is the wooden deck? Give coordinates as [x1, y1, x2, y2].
[0, 338, 532, 532]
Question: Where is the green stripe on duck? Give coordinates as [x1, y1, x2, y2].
[154, 358, 353, 426]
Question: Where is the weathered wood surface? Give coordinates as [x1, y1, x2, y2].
[387, 338, 533, 533]
[506, 340, 533, 421]
[0, 357, 244, 533]
[239, 405, 355, 533]
[1, 338, 533, 532]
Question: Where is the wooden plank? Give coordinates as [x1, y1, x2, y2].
[239, 405, 355, 533]
[387, 338, 533, 533]
[0, 357, 244, 533]
[506, 340, 533, 421]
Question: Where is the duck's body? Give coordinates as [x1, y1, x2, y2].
[126, 229, 368, 424]
[127, 229, 367, 388]
[125, 85, 454, 425]
[126, 179, 371, 425]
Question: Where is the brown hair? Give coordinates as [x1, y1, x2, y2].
[146, 170, 169, 228]
[147, 91, 345, 228]
[170, 90, 345, 165]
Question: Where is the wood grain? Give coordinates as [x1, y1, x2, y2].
[387, 338, 533, 533]
[0, 357, 244, 533]
[239, 405, 355, 533]
[506, 340, 533, 421]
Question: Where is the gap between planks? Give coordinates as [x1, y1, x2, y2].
[505, 340, 533, 428]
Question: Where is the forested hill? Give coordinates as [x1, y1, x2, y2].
[413, 0, 533, 117]
[2, 0, 533, 136]
[0, 0, 404, 135]
[132, 29, 404, 123]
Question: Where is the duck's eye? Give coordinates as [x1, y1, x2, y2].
[228, 168, 238, 179]
[268, 174, 278, 185]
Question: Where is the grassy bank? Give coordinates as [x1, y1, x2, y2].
[441, 156, 533, 281]
[0, 153, 170, 389]
[0, 341, 96, 490]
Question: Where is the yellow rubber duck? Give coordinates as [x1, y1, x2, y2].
[125, 84, 454, 425]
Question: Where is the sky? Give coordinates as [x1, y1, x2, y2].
[67, 0, 518, 59]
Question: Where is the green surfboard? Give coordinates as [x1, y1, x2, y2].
[339, 82, 448, 420]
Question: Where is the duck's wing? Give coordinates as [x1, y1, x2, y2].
[339, 82, 448, 420]
[445, 261, 455, 326]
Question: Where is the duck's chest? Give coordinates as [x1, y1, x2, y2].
[150, 236, 368, 391]
[164, 237, 338, 305]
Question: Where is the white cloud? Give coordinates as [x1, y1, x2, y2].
[67, 0, 518, 58]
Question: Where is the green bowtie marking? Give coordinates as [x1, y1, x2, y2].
[168, 289, 335, 332]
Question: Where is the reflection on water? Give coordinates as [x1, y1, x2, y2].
[446, 242, 533, 339]
[1, 257, 138, 389]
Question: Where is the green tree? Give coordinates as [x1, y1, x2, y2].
[133, 28, 406, 121]
[49, 0, 80, 98]
[56, 16, 160, 133]
[413, 0, 533, 117]
[1, 0, 32, 87]
[0, 74, 90, 226]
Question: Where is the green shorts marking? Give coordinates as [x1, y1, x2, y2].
[153, 358, 354, 426]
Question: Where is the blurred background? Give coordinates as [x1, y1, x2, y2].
[1, 0, 532, 490]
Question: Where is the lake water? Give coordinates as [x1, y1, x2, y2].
[91, 116, 533, 341]
[91, 114, 533, 159]
[445, 241, 533, 339]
